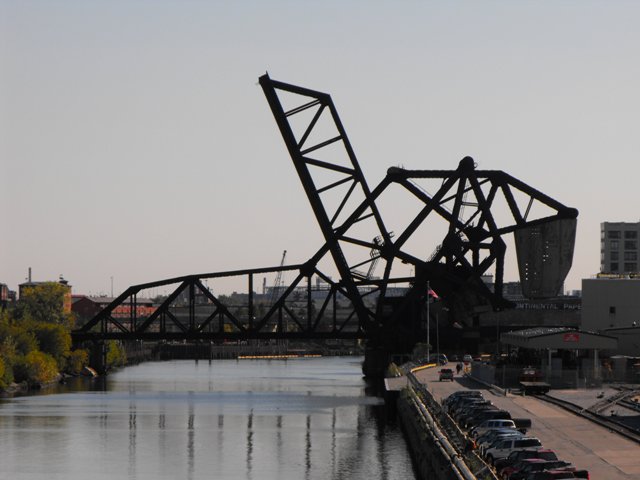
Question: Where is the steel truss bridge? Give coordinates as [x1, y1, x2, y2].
[73, 75, 578, 370]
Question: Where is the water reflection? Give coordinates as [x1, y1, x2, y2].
[0, 358, 416, 480]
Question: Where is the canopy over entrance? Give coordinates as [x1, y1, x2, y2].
[501, 327, 618, 350]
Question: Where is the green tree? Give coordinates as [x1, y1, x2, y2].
[31, 323, 71, 368]
[106, 341, 126, 369]
[16, 282, 74, 327]
[16, 351, 58, 385]
[0, 319, 38, 356]
[66, 349, 89, 375]
[0, 356, 6, 389]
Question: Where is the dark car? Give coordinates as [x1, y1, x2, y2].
[494, 449, 558, 472]
[444, 391, 483, 411]
[456, 404, 496, 425]
[506, 459, 573, 480]
[439, 368, 454, 381]
[525, 471, 577, 480]
[466, 409, 511, 429]
[448, 397, 484, 417]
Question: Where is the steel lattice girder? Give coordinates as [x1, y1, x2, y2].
[73, 75, 578, 343]
[258, 74, 578, 331]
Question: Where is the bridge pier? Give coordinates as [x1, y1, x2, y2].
[363, 343, 414, 378]
[88, 341, 108, 375]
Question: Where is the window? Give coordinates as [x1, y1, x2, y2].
[611, 251, 619, 261]
[624, 263, 637, 272]
[624, 252, 637, 261]
[609, 231, 621, 239]
[610, 262, 619, 272]
[610, 240, 619, 250]
[624, 240, 637, 250]
[609, 306, 616, 314]
[625, 231, 638, 239]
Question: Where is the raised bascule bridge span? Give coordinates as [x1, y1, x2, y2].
[73, 74, 578, 376]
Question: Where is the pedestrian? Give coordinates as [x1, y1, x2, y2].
[456, 362, 462, 375]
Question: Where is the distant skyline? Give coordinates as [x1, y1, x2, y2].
[2, 1, 640, 297]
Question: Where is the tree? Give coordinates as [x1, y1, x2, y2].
[0, 357, 6, 389]
[16, 282, 75, 327]
[106, 341, 126, 369]
[15, 351, 59, 385]
[31, 323, 71, 368]
[66, 349, 89, 375]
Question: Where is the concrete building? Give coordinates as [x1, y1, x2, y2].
[72, 295, 157, 326]
[0, 283, 9, 309]
[19, 274, 72, 313]
[582, 278, 640, 331]
[600, 221, 640, 274]
[581, 277, 640, 357]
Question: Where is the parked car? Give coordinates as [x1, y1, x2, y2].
[456, 404, 496, 425]
[470, 419, 517, 438]
[463, 354, 473, 363]
[478, 431, 524, 455]
[525, 471, 577, 480]
[484, 437, 543, 465]
[450, 398, 491, 417]
[444, 390, 482, 407]
[493, 449, 558, 472]
[444, 391, 483, 412]
[439, 368, 454, 381]
[503, 459, 572, 479]
[466, 408, 511, 429]
[449, 397, 488, 417]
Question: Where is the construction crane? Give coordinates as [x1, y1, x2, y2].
[269, 250, 287, 306]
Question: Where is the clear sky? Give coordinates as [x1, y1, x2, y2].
[2, 1, 639, 297]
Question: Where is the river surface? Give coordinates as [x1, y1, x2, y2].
[0, 357, 417, 480]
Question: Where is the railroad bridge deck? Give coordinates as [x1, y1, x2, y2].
[414, 366, 640, 479]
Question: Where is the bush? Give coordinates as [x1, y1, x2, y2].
[0, 357, 5, 389]
[66, 349, 89, 375]
[106, 341, 127, 369]
[20, 351, 59, 385]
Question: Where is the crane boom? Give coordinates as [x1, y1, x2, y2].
[269, 250, 287, 306]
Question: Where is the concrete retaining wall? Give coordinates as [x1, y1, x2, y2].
[397, 391, 463, 480]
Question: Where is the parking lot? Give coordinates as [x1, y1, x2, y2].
[414, 366, 640, 479]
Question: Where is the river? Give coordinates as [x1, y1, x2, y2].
[0, 357, 418, 480]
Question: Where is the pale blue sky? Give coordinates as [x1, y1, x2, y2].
[2, 1, 639, 296]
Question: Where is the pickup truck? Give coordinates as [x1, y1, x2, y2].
[519, 367, 550, 394]
[493, 449, 558, 472]
[503, 459, 573, 479]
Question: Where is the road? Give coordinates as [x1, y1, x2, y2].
[413, 367, 640, 479]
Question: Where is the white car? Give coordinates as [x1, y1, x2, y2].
[484, 437, 543, 465]
[470, 419, 517, 438]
